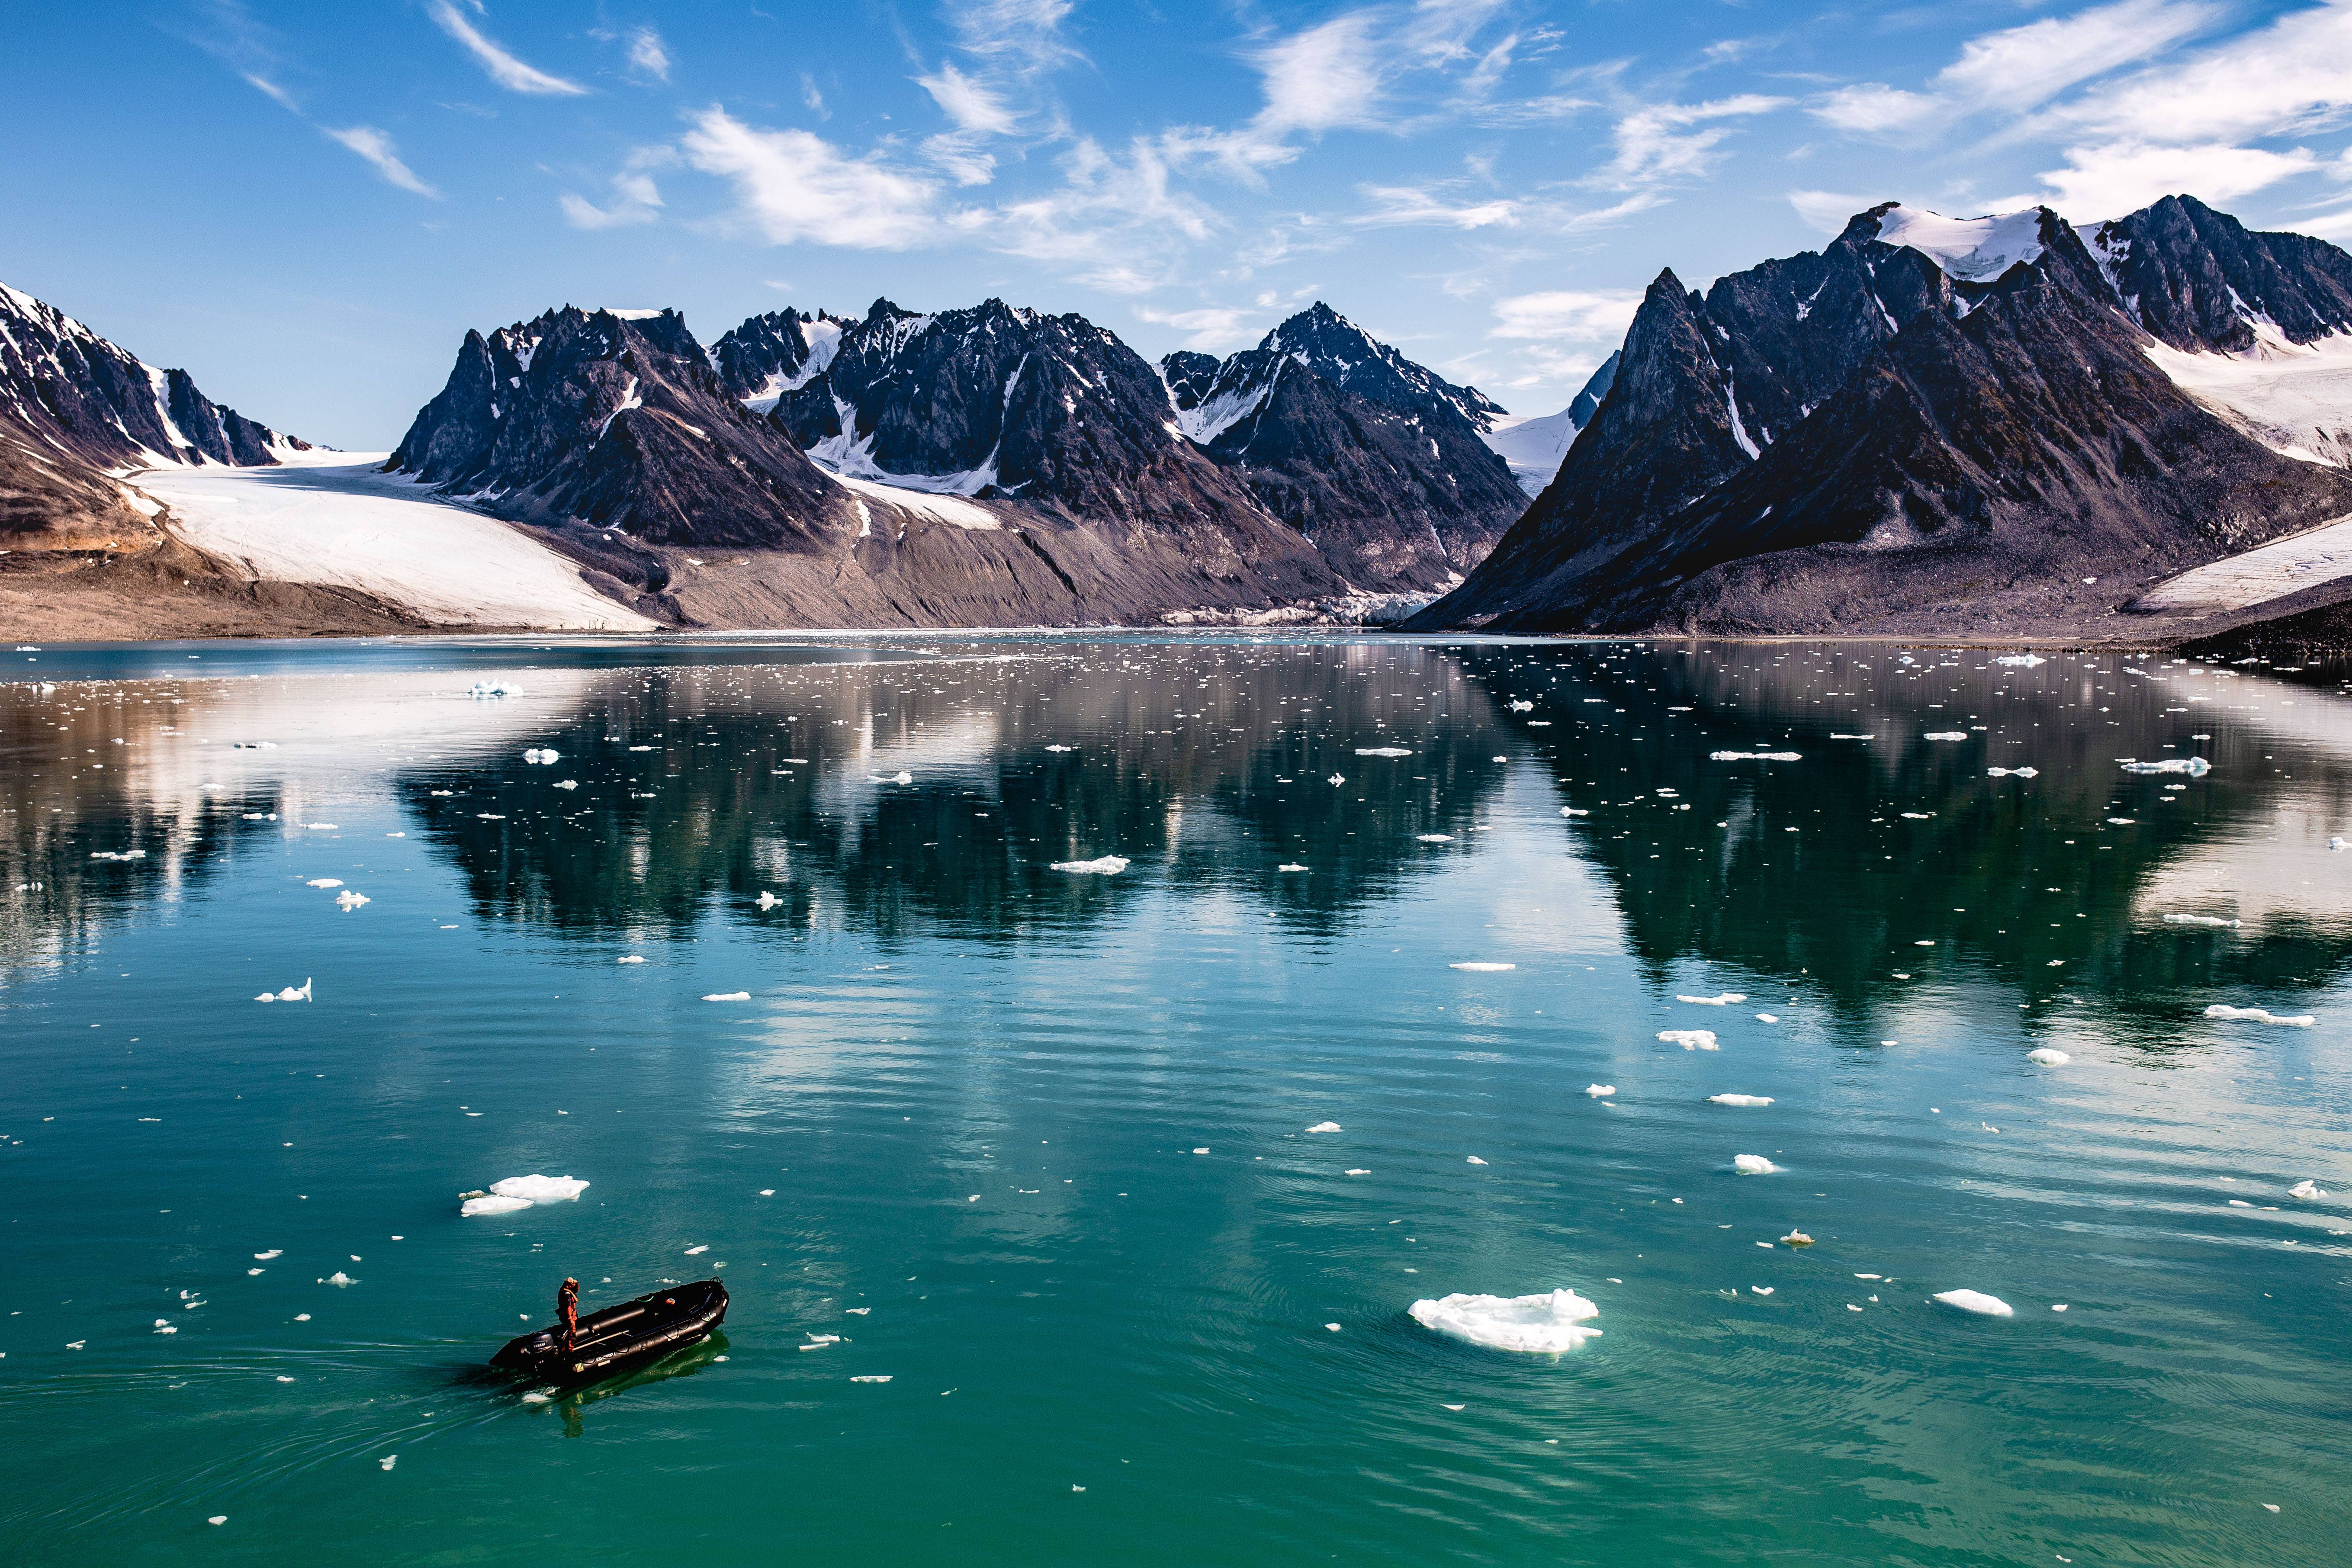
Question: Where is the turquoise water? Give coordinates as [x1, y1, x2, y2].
[2, 635, 2347, 1565]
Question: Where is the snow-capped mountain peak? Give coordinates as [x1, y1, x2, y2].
[1257, 301, 1508, 433]
[1865, 203, 2050, 283]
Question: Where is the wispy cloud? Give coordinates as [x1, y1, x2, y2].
[681, 107, 944, 248]
[1351, 183, 1520, 229]
[1134, 303, 1260, 352]
[323, 125, 439, 197]
[426, 0, 587, 97]
[625, 26, 671, 81]
[2034, 141, 2319, 219]
[561, 148, 672, 228]
[1488, 289, 1643, 344]
[918, 62, 1020, 136]
[1590, 95, 1787, 191]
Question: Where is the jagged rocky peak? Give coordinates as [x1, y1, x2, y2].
[389, 303, 848, 553]
[771, 294, 1202, 508]
[1414, 193, 2352, 638]
[0, 279, 306, 472]
[710, 307, 849, 410]
[2088, 193, 2352, 353]
[1260, 300, 1507, 433]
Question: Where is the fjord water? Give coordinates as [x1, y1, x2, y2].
[2, 636, 2347, 1566]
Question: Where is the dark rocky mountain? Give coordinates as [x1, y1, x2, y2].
[2090, 194, 2352, 352]
[0, 280, 306, 476]
[1414, 197, 2352, 636]
[389, 302, 1348, 626]
[1156, 304, 1529, 587]
[708, 307, 847, 410]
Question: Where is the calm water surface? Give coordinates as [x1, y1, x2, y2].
[2, 634, 2348, 1565]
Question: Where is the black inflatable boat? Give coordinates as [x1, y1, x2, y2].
[492, 1279, 728, 1386]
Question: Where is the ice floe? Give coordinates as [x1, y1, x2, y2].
[1986, 766, 2040, 778]
[1933, 1289, 2013, 1317]
[1733, 1154, 1779, 1174]
[2205, 1004, 2314, 1027]
[1995, 654, 2047, 667]
[1051, 855, 1129, 874]
[2164, 913, 2240, 928]
[1923, 731, 1970, 741]
[1677, 992, 1747, 1005]
[1659, 1029, 1719, 1050]
[2289, 1179, 2329, 1200]
[335, 890, 369, 910]
[1711, 750, 1802, 761]
[1449, 961, 1514, 971]
[254, 979, 312, 1003]
[460, 1175, 588, 1215]
[1408, 1288, 1601, 1353]
[1708, 1094, 1773, 1107]
[2027, 1047, 2071, 1066]
[2121, 757, 2210, 776]
[1354, 747, 1413, 757]
[1305, 1121, 1342, 1133]
[704, 991, 751, 1002]
[1585, 1084, 1616, 1097]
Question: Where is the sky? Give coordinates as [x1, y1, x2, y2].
[8, 0, 2352, 450]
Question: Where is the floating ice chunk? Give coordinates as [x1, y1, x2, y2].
[1751, 1286, 1775, 1295]
[379, 1455, 396, 1471]
[1708, 1094, 1773, 1107]
[491, 1175, 588, 1202]
[2120, 757, 2209, 776]
[1986, 766, 2040, 778]
[1278, 863, 1308, 872]
[2164, 913, 2239, 928]
[1324, 1322, 1341, 1331]
[1408, 1288, 1600, 1353]
[2334, 837, 2347, 852]
[460, 1194, 533, 1216]
[869, 771, 914, 785]
[325, 1272, 356, 1287]
[1466, 1156, 1488, 1166]
[1923, 732, 1969, 741]
[850, 1375, 892, 1382]
[2205, 1004, 2314, 1027]
[2027, 1047, 2070, 1066]
[209, 1516, 227, 1526]
[1045, 745, 1074, 752]
[1756, 1013, 1779, 1023]
[2289, 1179, 2329, 1199]
[1995, 654, 2047, 667]
[1733, 1154, 1779, 1175]
[254, 978, 313, 1004]
[704, 991, 751, 1002]
[1677, 993, 1747, 1006]
[1934, 1289, 2013, 1317]
[336, 890, 369, 910]
[1326, 774, 1345, 785]
[1560, 807, 1588, 817]
[1830, 733, 1873, 740]
[1192, 1147, 1209, 1154]
[1355, 747, 1413, 757]
[1585, 1084, 1616, 1097]
[305, 877, 344, 888]
[1711, 751, 1802, 762]
[469, 682, 521, 698]
[155, 1319, 177, 1333]
[553, 780, 577, 790]
[1450, 961, 1514, 971]
[1344, 1168, 1370, 1176]
[1415, 832, 1455, 843]
[2107, 817, 2137, 826]
[90, 849, 148, 861]
[617, 954, 644, 964]
[1305, 1121, 1342, 1133]
[255, 1250, 281, 1260]
[1659, 1029, 1718, 1050]
[1780, 1230, 1813, 1247]
[755, 891, 781, 910]
[1051, 855, 1129, 874]
[1507, 700, 1534, 712]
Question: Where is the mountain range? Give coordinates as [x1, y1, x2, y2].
[1414, 195, 2352, 638]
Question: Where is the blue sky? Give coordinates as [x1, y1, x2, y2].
[8, 1, 2352, 449]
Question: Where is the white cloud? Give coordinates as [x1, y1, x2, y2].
[2285, 203, 2352, 241]
[1488, 289, 1643, 343]
[2050, 0, 2352, 146]
[1351, 184, 1520, 228]
[918, 63, 1020, 136]
[625, 26, 671, 82]
[1811, 84, 1942, 137]
[799, 73, 829, 120]
[1255, 13, 1390, 138]
[562, 149, 672, 229]
[681, 108, 942, 249]
[1938, 0, 2217, 112]
[322, 125, 438, 197]
[1592, 95, 1787, 190]
[426, 0, 586, 97]
[1134, 304, 1261, 352]
[949, 0, 1082, 75]
[1787, 189, 1879, 234]
[2033, 141, 2320, 220]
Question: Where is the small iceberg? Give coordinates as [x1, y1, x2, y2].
[1659, 1029, 1718, 1050]
[336, 890, 369, 910]
[468, 681, 521, 698]
[460, 1174, 588, 1216]
[1355, 747, 1413, 757]
[1934, 1289, 2013, 1317]
[1923, 731, 1970, 742]
[254, 978, 312, 1003]
[1051, 855, 1129, 874]
[870, 771, 914, 785]
[1995, 654, 2047, 667]
[1677, 993, 1747, 1006]
[2289, 1179, 2329, 1200]
[306, 878, 344, 888]
[1449, 961, 1514, 971]
[1710, 751, 1802, 762]
[523, 748, 560, 765]
[2027, 1047, 2070, 1066]
[1507, 700, 1534, 712]
[704, 991, 751, 1002]
[2205, 1004, 2314, 1027]
[1707, 1094, 1773, 1107]
[1986, 766, 2040, 778]
[1305, 1121, 1342, 1133]
[2121, 757, 2210, 776]
[1278, 863, 1308, 872]
[2164, 913, 2239, 928]
[1585, 1084, 1616, 1098]
[1415, 833, 1455, 843]
[1408, 1288, 1600, 1353]
[1733, 1154, 1779, 1175]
